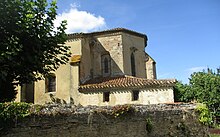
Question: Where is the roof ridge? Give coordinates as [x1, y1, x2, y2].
[79, 76, 177, 92]
[124, 75, 176, 82]
[67, 28, 147, 38]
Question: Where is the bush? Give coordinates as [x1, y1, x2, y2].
[0, 102, 31, 129]
[196, 103, 213, 126]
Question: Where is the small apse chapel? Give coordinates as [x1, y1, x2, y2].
[16, 28, 176, 106]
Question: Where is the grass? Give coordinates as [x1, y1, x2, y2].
[210, 134, 220, 137]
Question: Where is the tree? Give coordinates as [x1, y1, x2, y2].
[174, 81, 191, 102]
[0, 0, 71, 102]
[175, 68, 220, 126]
[189, 70, 220, 125]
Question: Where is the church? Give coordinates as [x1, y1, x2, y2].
[16, 28, 176, 106]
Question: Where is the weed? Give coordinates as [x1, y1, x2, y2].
[145, 117, 153, 133]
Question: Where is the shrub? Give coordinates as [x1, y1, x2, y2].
[196, 103, 213, 126]
[0, 102, 31, 129]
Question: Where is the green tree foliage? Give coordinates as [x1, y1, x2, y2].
[174, 81, 191, 102]
[0, 0, 71, 102]
[175, 68, 220, 126]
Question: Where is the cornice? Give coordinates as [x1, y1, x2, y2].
[67, 28, 148, 45]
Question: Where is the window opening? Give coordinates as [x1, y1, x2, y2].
[103, 92, 110, 102]
[102, 54, 111, 76]
[104, 57, 109, 73]
[131, 52, 136, 76]
[132, 90, 139, 101]
[46, 74, 56, 92]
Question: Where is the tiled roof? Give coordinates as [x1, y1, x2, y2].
[70, 55, 81, 64]
[67, 28, 147, 40]
[79, 75, 176, 92]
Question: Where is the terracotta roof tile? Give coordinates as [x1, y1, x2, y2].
[70, 55, 81, 63]
[79, 75, 176, 92]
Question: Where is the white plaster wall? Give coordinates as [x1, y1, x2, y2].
[79, 91, 131, 106]
[141, 88, 174, 104]
[79, 92, 103, 106]
[79, 87, 174, 106]
[110, 91, 131, 105]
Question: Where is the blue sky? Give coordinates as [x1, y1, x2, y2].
[53, 0, 220, 83]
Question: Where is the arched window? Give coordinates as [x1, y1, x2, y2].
[102, 54, 111, 76]
[104, 57, 109, 73]
[131, 52, 136, 76]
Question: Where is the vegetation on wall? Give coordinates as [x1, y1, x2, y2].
[174, 68, 220, 126]
[0, 103, 209, 137]
[111, 105, 135, 118]
[0, 0, 71, 102]
[145, 117, 153, 133]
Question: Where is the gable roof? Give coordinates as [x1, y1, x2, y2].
[79, 75, 176, 92]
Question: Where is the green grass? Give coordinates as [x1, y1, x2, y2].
[210, 134, 220, 137]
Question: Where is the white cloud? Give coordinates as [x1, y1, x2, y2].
[187, 66, 206, 73]
[54, 5, 106, 33]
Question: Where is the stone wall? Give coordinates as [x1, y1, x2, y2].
[2, 104, 208, 137]
[122, 32, 147, 78]
[146, 55, 157, 79]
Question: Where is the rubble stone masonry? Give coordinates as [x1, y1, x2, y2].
[2, 104, 208, 137]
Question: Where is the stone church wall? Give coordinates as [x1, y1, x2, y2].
[122, 33, 146, 78]
[2, 104, 208, 137]
[146, 56, 157, 79]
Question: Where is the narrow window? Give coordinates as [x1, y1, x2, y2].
[102, 54, 111, 76]
[152, 62, 157, 79]
[104, 57, 109, 73]
[46, 74, 56, 92]
[132, 90, 139, 101]
[103, 92, 110, 102]
[131, 52, 136, 76]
